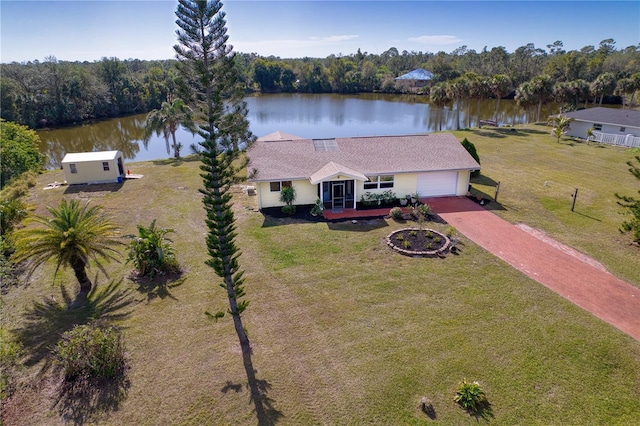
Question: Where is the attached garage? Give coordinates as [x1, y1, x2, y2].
[416, 171, 458, 197]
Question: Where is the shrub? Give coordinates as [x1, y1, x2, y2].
[396, 234, 404, 241]
[445, 225, 457, 237]
[409, 230, 417, 236]
[0, 327, 23, 399]
[0, 198, 27, 236]
[461, 138, 480, 177]
[281, 204, 296, 215]
[0, 120, 45, 189]
[310, 198, 324, 216]
[389, 207, 403, 220]
[279, 186, 296, 206]
[55, 324, 126, 380]
[0, 236, 19, 292]
[126, 220, 179, 278]
[403, 240, 411, 248]
[454, 379, 487, 412]
[0, 170, 38, 201]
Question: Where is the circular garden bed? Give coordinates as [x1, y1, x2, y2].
[386, 228, 450, 257]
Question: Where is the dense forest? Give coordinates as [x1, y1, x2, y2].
[1, 39, 639, 129]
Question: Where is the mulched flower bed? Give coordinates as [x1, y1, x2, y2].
[386, 228, 450, 257]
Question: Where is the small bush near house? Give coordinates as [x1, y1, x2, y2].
[461, 138, 480, 177]
[281, 204, 296, 215]
[55, 324, 126, 381]
[389, 207, 403, 220]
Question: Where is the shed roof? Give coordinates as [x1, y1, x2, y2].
[561, 107, 640, 128]
[247, 132, 479, 182]
[395, 68, 434, 81]
[62, 151, 121, 163]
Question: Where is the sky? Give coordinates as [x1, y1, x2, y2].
[1, 0, 639, 63]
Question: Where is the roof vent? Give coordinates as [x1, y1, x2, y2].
[313, 138, 338, 152]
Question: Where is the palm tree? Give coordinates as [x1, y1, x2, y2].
[429, 83, 449, 131]
[12, 199, 122, 307]
[548, 115, 573, 143]
[589, 72, 617, 107]
[489, 74, 512, 121]
[446, 77, 468, 130]
[144, 97, 195, 158]
[586, 127, 595, 145]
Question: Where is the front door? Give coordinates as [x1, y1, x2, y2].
[332, 182, 345, 210]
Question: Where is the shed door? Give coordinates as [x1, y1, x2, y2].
[416, 171, 458, 197]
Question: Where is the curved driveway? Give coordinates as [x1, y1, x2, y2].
[427, 196, 640, 342]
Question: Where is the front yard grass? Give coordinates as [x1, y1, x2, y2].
[2, 126, 640, 425]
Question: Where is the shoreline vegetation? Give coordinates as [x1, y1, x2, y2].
[2, 38, 639, 130]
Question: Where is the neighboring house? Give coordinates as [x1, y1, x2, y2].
[247, 132, 480, 210]
[61, 150, 126, 185]
[561, 107, 640, 139]
[395, 68, 434, 89]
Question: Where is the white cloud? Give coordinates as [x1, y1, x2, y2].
[408, 35, 463, 45]
[309, 35, 359, 43]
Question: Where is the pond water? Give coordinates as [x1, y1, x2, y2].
[37, 93, 554, 169]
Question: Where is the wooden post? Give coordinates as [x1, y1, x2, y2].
[494, 181, 501, 202]
[571, 188, 578, 212]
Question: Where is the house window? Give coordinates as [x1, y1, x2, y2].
[269, 181, 292, 192]
[364, 175, 394, 190]
[69, 164, 77, 174]
[102, 161, 110, 171]
[620, 127, 626, 132]
[593, 124, 602, 131]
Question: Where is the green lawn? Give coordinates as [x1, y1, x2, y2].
[2, 126, 640, 425]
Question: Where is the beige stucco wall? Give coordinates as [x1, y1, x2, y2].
[63, 157, 123, 185]
[257, 180, 318, 208]
[355, 173, 418, 200]
[256, 170, 472, 208]
[456, 170, 471, 195]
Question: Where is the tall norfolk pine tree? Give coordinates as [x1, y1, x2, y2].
[174, 0, 255, 349]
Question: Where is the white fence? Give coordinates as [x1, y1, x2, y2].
[591, 131, 640, 148]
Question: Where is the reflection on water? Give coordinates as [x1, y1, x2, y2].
[38, 93, 554, 168]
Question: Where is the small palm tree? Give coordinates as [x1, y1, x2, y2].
[144, 97, 195, 159]
[548, 115, 573, 143]
[125, 220, 179, 278]
[586, 127, 595, 145]
[11, 199, 122, 307]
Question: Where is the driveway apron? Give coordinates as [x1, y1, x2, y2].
[427, 197, 640, 342]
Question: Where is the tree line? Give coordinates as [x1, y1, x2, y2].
[1, 38, 639, 129]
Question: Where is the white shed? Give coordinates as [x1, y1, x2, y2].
[61, 151, 126, 185]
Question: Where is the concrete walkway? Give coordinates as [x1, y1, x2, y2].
[427, 196, 640, 342]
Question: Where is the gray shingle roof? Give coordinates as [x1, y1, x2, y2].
[247, 133, 480, 182]
[561, 107, 640, 128]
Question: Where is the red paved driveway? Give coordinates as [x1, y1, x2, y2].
[427, 196, 640, 342]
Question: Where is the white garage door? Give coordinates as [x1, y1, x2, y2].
[417, 171, 458, 197]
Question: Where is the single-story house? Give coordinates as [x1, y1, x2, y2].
[560, 107, 640, 139]
[395, 68, 434, 89]
[247, 131, 480, 210]
[61, 150, 126, 185]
